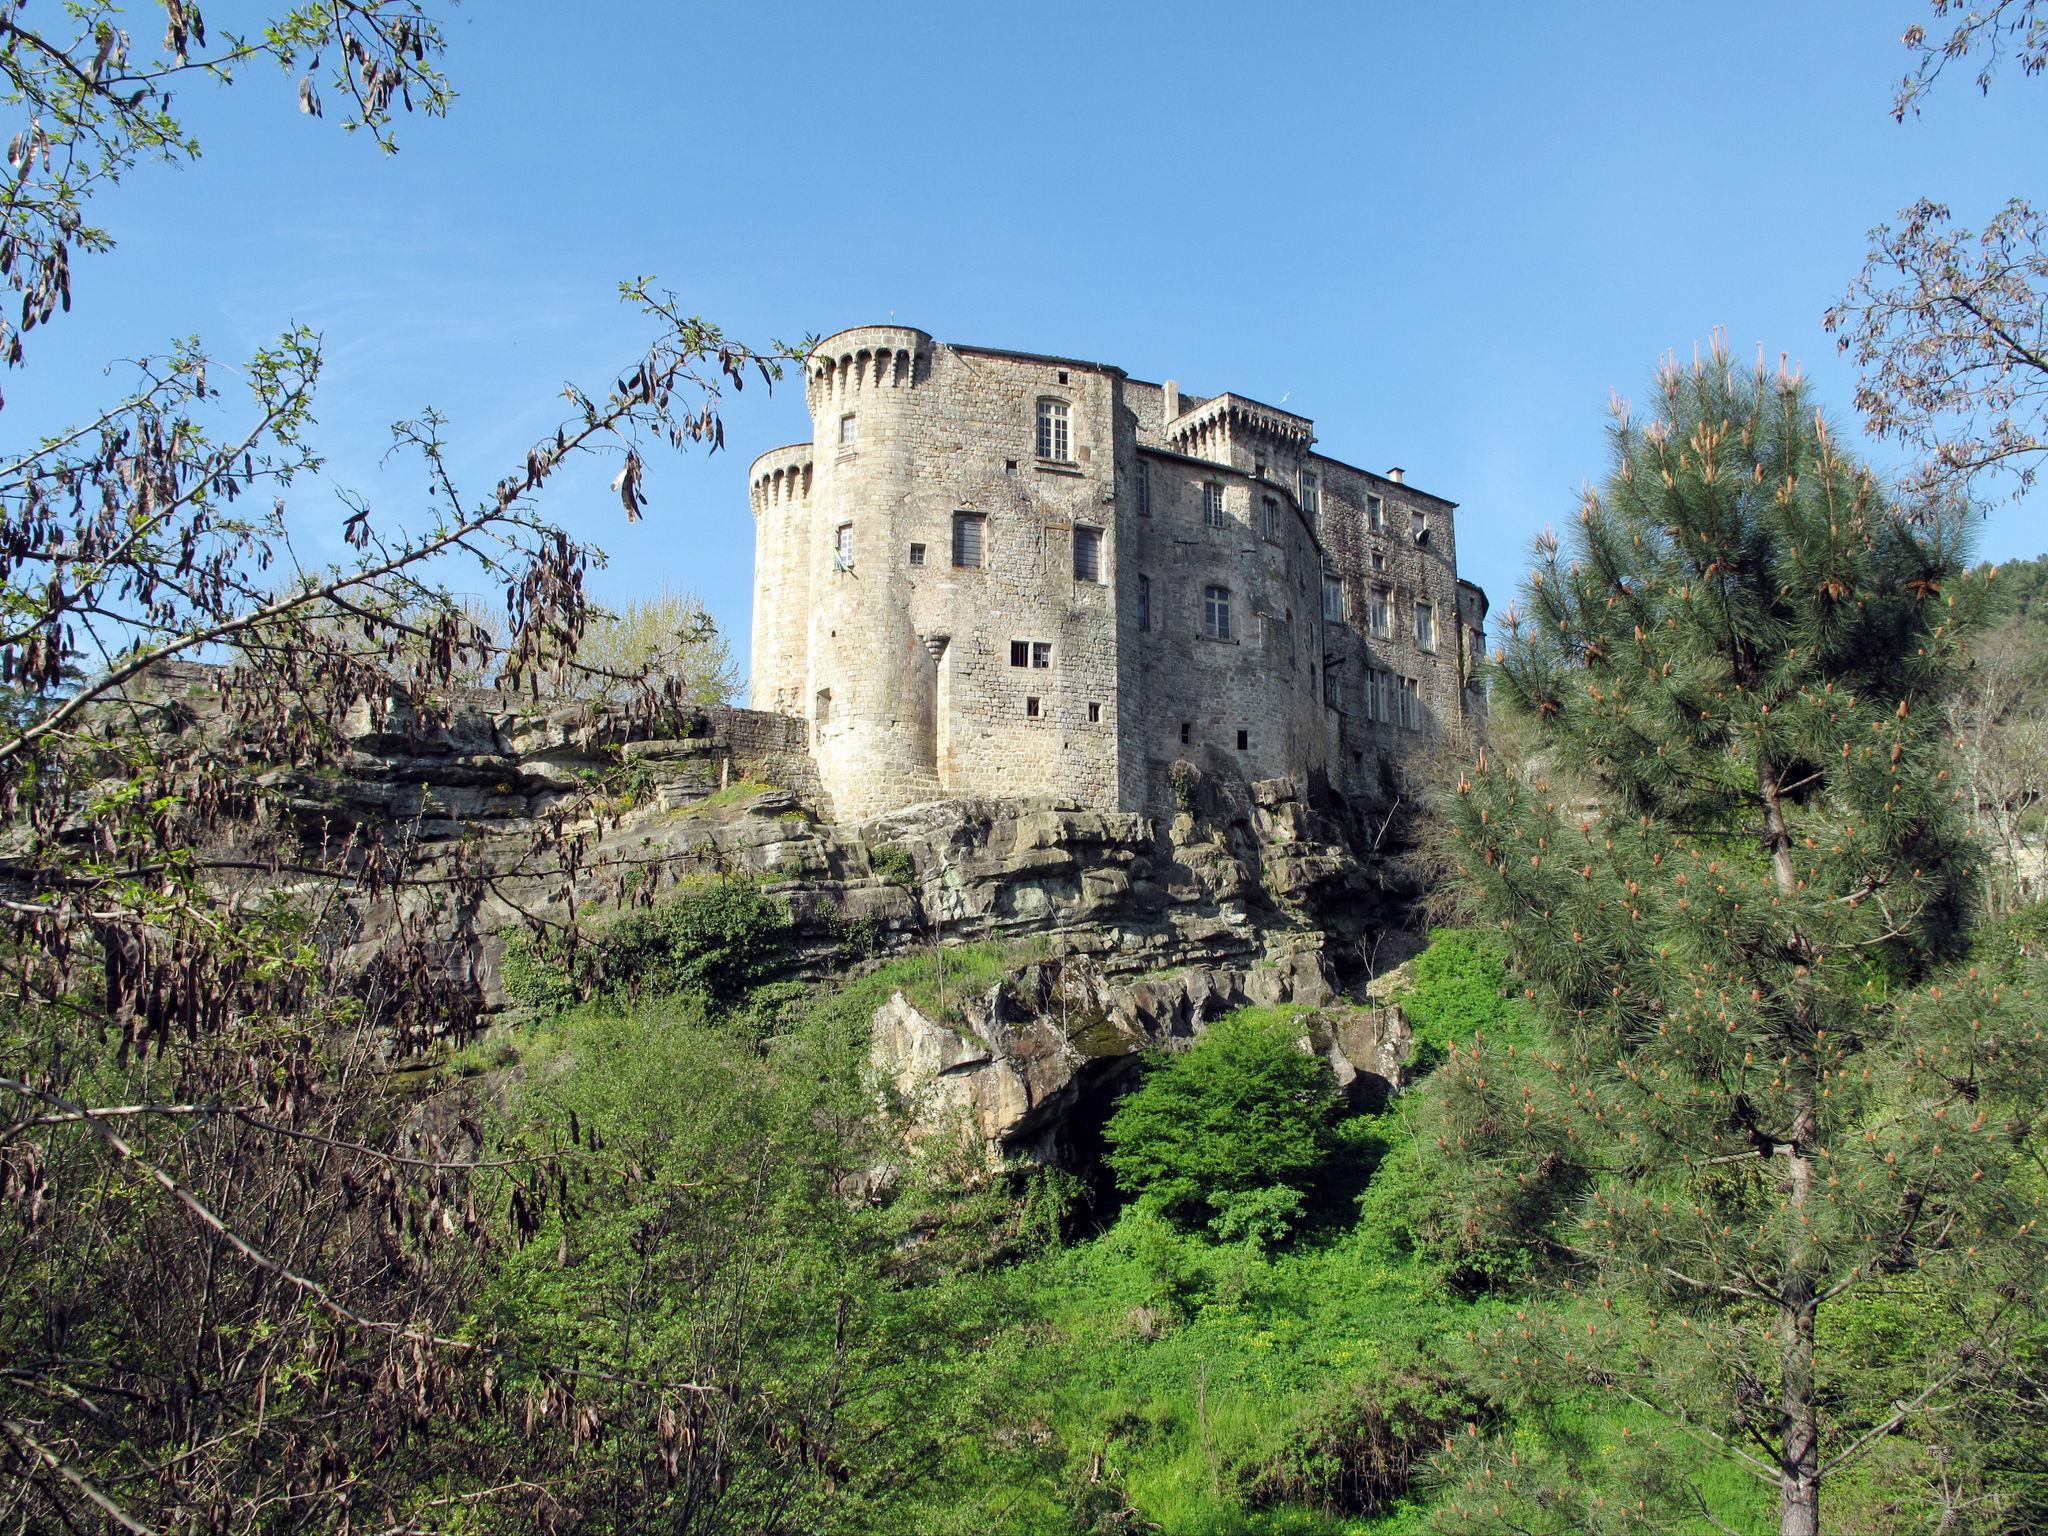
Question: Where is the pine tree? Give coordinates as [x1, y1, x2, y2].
[1432, 341, 2048, 1535]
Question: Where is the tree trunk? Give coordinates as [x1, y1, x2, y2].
[1778, 1120, 1821, 1536]
[1758, 753, 1824, 1536]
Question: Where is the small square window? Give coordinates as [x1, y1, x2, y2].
[1236, 729, 1249, 751]
[1088, 701, 1101, 723]
[1032, 641, 1052, 669]
[1371, 549, 1385, 574]
[909, 542, 926, 567]
[1057, 370, 1069, 384]
[1180, 722, 1191, 745]
[1010, 640, 1030, 668]
[839, 413, 857, 447]
[1025, 695, 1041, 718]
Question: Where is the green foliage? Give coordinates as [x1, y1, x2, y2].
[1437, 346, 2048, 1532]
[502, 875, 793, 1015]
[674, 777, 781, 817]
[1104, 1011, 1338, 1247]
[1234, 1370, 1485, 1520]
[477, 1001, 1002, 1534]
[1395, 927, 1532, 1068]
[806, 939, 1049, 1040]
[867, 842, 916, 885]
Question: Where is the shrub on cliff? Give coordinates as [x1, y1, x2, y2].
[505, 875, 793, 1016]
[1102, 1011, 1338, 1246]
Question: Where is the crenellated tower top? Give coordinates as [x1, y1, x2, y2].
[748, 443, 814, 517]
[1165, 391, 1316, 464]
[806, 325, 934, 412]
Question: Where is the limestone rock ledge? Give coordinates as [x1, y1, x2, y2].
[869, 955, 1415, 1162]
[117, 664, 1423, 1014]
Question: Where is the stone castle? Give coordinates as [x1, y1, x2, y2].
[750, 325, 1487, 822]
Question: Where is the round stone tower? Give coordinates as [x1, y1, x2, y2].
[802, 325, 937, 816]
[747, 442, 814, 717]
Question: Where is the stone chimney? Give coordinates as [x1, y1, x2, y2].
[1387, 466, 1405, 484]
[1163, 379, 1181, 422]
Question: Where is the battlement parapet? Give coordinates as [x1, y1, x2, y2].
[1166, 392, 1317, 457]
[806, 325, 933, 410]
[749, 443, 815, 515]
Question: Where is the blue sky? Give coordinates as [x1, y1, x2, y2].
[26, 1, 2048, 689]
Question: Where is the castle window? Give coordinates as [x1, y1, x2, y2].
[1180, 722, 1191, 745]
[1073, 526, 1103, 583]
[1400, 676, 1420, 730]
[909, 542, 926, 567]
[1032, 641, 1052, 669]
[1026, 695, 1041, 719]
[1412, 508, 1429, 542]
[1366, 493, 1384, 532]
[1010, 640, 1030, 668]
[1036, 398, 1071, 462]
[835, 523, 855, 569]
[1057, 370, 1069, 384]
[814, 688, 831, 729]
[1301, 471, 1320, 519]
[1254, 456, 1266, 479]
[952, 511, 985, 568]
[1323, 575, 1345, 623]
[1415, 600, 1436, 652]
[1136, 573, 1151, 631]
[1371, 549, 1386, 574]
[1134, 460, 1150, 516]
[839, 413, 858, 448]
[1259, 496, 1277, 540]
[1236, 729, 1249, 751]
[1088, 701, 1101, 723]
[1373, 669, 1392, 723]
[1203, 482, 1227, 528]
[1203, 584, 1233, 641]
[1369, 586, 1391, 638]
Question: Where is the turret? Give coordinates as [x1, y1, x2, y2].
[802, 327, 939, 816]
[747, 443, 815, 716]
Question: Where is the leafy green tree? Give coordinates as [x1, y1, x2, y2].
[1104, 1012, 1338, 1246]
[1433, 343, 2048, 1535]
[478, 1004, 1001, 1535]
[0, 7, 793, 1530]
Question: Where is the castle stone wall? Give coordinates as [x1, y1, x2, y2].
[748, 326, 1486, 821]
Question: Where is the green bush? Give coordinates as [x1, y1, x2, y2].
[1233, 1369, 1485, 1518]
[1102, 1011, 1338, 1247]
[1398, 927, 1532, 1069]
[499, 875, 793, 1017]
[867, 843, 916, 885]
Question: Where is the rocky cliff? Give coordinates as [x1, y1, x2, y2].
[126, 663, 1430, 1156]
